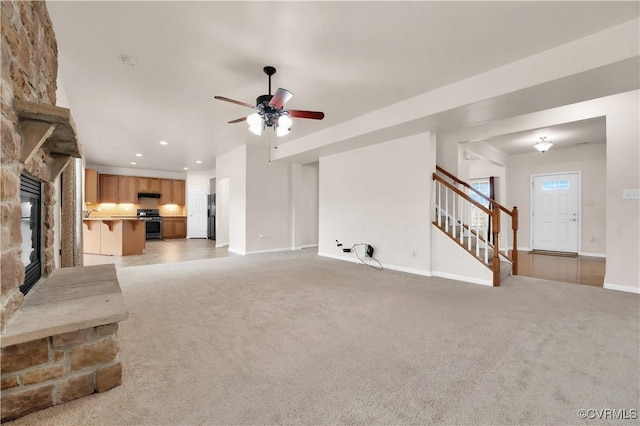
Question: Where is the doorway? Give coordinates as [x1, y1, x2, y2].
[531, 172, 579, 253]
[187, 186, 208, 238]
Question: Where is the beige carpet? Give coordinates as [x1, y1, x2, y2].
[10, 250, 640, 425]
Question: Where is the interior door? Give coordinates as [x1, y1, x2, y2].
[532, 173, 579, 252]
[187, 186, 208, 238]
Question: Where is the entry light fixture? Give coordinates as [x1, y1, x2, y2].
[534, 136, 553, 153]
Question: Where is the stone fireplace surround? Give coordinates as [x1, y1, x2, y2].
[1, 1, 128, 421]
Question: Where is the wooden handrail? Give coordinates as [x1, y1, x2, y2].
[436, 165, 512, 216]
[434, 166, 520, 282]
[433, 173, 491, 215]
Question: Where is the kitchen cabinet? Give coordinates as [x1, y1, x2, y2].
[149, 178, 161, 193]
[160, 179, 185, 205]
[83, 218, 145, 255]
[172, 180, 185, 205]
[162, 217, 187, 238]
[160, 179, 172, 204]
[118, 176, 137, 204]
[137, 177, 161, 194]
[99, 174, 118, 203]
[84, 168, 99, 204]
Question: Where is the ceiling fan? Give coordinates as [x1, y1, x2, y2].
[214, 66, 325, 137]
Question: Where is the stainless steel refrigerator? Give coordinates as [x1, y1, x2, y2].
[207, 194, 216, 240]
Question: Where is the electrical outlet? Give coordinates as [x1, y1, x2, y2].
[622, 189, 640, 200]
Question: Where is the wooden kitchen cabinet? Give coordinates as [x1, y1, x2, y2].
[172, 180, 185, 205]
[99, 174, 118, 203]
[162, 217, 187, 238]
[137, 177, 161, 194]
[118, 175, 137, 203]
[136, 177, 149, 193]
[160, 179, 172, 204]
[84, 168, 99, 204]
[148, 178, 161, 193]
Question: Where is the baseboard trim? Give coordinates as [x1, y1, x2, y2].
[291, 244, 319, 251]
[317, 252, 432, 277]
[244, 247, 294, 255]
[603, 283, 640, 294]
[228, 248, 245, 255]
[579, 252, 606, 258]
[215, 242, 229, 248]
[432, 271, 493, 287]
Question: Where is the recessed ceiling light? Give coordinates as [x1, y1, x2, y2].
[159, 140, 168, 145]
[135, 153, 143, 157]
[195, 160, 202, 164]
[118, 54, 137, 66]
[183, 167, 189, 170]
[130, 162, 137, 165]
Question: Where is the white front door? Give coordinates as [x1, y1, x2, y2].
[187, 186, 208, 238]
[532, 172, 579, 253]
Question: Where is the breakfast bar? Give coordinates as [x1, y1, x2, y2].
[82, 217, 145, 256]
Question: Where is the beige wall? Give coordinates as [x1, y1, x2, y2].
[507, 143, 607, 255]
[318, 132, 434, 274]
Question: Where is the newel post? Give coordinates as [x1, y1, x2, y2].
[511, 206, 519, 275]
[492, 205, 501, 286]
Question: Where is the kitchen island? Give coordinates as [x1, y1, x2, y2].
[83, 217, 145, 256]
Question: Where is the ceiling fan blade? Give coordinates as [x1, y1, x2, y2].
[268, 88, 293, 109]
[214, 96, 255, 109]
[228, 116, 248, 124]
[287, 110, 325, 120]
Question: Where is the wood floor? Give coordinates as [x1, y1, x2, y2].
[515, 250, 605, 287]
[83, 238, 229, 268]
[84, 240, 605, 287]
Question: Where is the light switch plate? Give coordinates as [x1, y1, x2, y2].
[622, 189, 640, 200]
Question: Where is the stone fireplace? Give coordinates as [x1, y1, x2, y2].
[1, 1, 128, 421]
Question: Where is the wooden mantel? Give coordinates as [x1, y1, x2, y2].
[14, 99, 82, 180]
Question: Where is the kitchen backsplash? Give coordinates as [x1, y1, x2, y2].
[84, 201, 186, 217]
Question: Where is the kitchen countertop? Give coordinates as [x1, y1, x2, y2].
[82, 216, 140, 220]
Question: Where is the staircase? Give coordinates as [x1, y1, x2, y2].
[433, 166, 519, 286]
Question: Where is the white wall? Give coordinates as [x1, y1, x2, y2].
[436, 90, 639, 292]
[186, 170, 214, 189]
[300, 163, 319, 247]
[245, 144, 293, 253]
[431, 225, 493, 286]
[318, 132, 433, 274]
[215, 145, 247, 254]
[507, 143, 607, 255]
[216, 178, 230, 246]
[88, 165, 185, 180]
[604, 91, 639, 293]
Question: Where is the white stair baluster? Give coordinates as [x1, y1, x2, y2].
[458, 197, 464, 244]
[475, 206, 480, 257]
[445, 187, 449, 232]
[437, 182, 442, 227]
[468, 202, 472, 250]
[452, 190, 457, 239]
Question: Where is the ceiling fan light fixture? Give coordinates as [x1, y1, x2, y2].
[247, 113, 263, 135]
[276, 115, 293, 137]
[535, 136, 553, 153]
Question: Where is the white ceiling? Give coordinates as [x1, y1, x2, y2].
[46, 1, 639, 173]
[481, 117, 607, 156]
